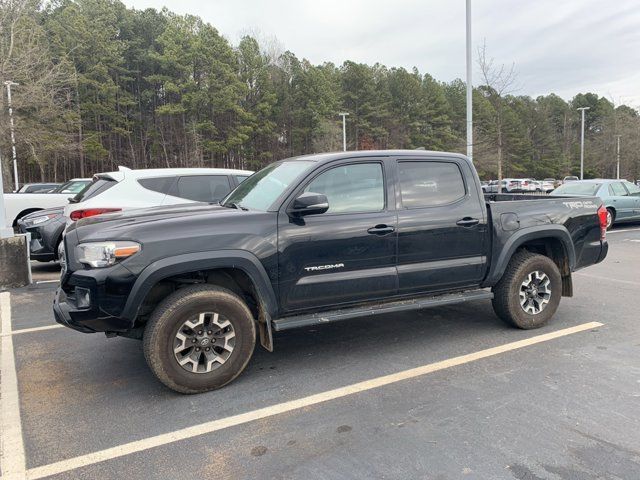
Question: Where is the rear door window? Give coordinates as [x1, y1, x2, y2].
[174, 175, 232, 202]
[398, 161, 466, 208]
[609, 182, 628, 196]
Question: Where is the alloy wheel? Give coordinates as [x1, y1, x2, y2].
[173, 312, 236, 373]
[519, 270, 551, 315]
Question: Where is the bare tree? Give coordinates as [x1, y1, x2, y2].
[0, 0, 78, 187]
[477, 41, 518, 191]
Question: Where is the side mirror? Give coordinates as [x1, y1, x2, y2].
[289, 192, 329, 216]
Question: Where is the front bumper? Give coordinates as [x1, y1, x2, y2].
[53, 286, 134, 333]
[53, 261, 138, 334]
[17, 219, 63, 261]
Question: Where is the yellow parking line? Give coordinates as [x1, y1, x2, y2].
[0, 292, 27, 480]
[26, 321, 603, 480]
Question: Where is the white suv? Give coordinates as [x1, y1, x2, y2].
[64, 167, 252, 222]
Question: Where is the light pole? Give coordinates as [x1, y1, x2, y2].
[339, 112, 349, 151]
[614, 134, 621, 179]
[0, 150, 15, 236]
[577, 106, 590, 180]
[466, 0, 473, 161]
[4, 80, 20, 191]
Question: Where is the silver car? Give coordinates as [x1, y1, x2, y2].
[551, 179, 640, 229]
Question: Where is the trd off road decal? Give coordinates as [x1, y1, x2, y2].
[562, 200, 597, 210]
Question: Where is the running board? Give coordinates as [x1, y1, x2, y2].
[272, 289, 494, 332]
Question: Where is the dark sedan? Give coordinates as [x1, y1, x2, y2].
[17, 207, 66, 262]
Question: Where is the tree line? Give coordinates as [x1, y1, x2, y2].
[1, 0, 639, 189]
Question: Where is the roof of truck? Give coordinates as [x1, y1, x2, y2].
[283, 149, 469, 164]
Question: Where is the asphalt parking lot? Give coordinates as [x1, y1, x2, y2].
[2, 226, 640, 479]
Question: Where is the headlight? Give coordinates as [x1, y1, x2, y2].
[76, 241, 141, 268]
[30, 214, 60, 225]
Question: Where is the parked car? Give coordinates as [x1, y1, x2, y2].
[2, 178, 91, 228]
[519, 178, 540, 192]
[64, 167, 253, 222]
[542, 178, 557, 192]
[483, 178, 523, 193]
[551, 179, 640, 229]
[17, 206, 66, 262]
[563, 176, 579, 183]
[19, 169, 252, 261]
[15, 183, 61, 193]
[54, 150, 608, 394]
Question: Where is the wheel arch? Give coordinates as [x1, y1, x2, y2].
[122, 250, 278, 350]
[13, 208, 44, 226]
[483, 226, 575, 296]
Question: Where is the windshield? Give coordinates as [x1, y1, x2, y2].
[552, 183, 601, 196]
[54, 180, 90, 194]
[221, 161, 313, 211]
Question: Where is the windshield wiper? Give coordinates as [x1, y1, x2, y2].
[224, 202, 248, 211]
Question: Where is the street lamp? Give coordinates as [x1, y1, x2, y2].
[614, 134, 621, 180]
[466, 0, 473, 161]
[577, 106, 590, 180]
[4, 80, 20, 191]
[0, 150, 15, 237]
[338, 112, 349, 151]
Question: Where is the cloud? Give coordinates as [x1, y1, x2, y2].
[122, 0, 640, 106]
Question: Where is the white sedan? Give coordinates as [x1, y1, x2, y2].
[2, 179, 90, 228]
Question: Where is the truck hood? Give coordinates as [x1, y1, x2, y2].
[67, 202, 255, 242]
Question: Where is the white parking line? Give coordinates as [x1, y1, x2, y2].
[575, 272, 640, 287]
[607, 227, 640, 234]
[25, 321, 603, 480]
[34, 280, 58, 285]
[1, 324, 64, 337]
[0, 292, 27, 480]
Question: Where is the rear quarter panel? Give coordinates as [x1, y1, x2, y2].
[484, 195, 604, 286]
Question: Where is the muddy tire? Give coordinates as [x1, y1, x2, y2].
[492, 250, 562, 329]
[143, 285, 256, 394]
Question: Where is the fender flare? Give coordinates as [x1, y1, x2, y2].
[121, 250, 278, 321]
[482, 225, 576, 287]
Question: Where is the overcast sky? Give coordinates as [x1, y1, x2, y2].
[122, 0, 640, 107]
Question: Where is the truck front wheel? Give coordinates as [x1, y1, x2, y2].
[492, 250, 562, 329]
[143, 285, 256, 394]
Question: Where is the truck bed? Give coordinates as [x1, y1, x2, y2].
[482, 192, 604, 283]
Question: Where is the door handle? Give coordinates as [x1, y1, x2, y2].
[367, 224, 395, 235]
[456, 217, 479, 227]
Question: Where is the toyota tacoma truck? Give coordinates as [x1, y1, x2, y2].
[54, 150, 609, 394]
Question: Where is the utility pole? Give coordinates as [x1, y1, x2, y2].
[466, 0, 473, 161]
[0, 150, 14, 237]
[577, 106, 590, 180]
[614, 134, 621, 179]
[4, 81, 20, 191]
[339, 112, 349, 151]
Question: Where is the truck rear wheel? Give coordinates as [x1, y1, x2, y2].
[491, 250, 561, 329]
[143, 285, 256, 394]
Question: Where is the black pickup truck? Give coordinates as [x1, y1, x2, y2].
[54, 150, 608, 393]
